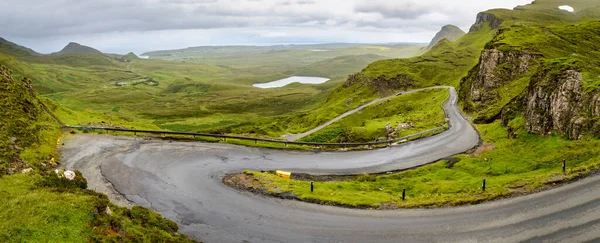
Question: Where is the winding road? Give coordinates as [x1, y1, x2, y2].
[282, 86, 453, 142]
[60, 87, 600, 243]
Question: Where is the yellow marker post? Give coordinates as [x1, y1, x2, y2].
[57, 138, 61, 145]
[275, 170, 291, 179]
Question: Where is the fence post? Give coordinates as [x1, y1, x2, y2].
[402, 188, 406, 200]
[562, 159, 566, 173]
[482, 179, 486, 192]
[311, 182, 314, 192]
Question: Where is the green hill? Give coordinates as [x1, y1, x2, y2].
[0, 64, 197, 242]
[0, 37, 41, 57]
[338, 0, 600, 139]
[52, 42, 103, 56]
[0, 65, 58, 174]
[427, 25, 466, 49]
[122, 52, 139, 61]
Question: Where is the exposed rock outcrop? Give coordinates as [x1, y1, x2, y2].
[519, 69, 598, 139]
[460, 49, 539, 117]
[470, 12, 503, 32]
[459, 46, 600, 140]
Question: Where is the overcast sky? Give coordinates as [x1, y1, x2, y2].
[0, 0, 532, 54]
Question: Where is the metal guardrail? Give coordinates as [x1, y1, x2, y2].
[66, 125, 448, 148]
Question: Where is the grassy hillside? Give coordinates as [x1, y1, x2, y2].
[0, 40, 426, 141]
[52, 42, 104, 56]
[0, 65, 197, 242]
[0, 37, 41, 57]
[300, 89, 448, 143]
[427, 25, 466, 49]
[0, 65, 59, 174]
[356, 23, 495, 90]
[231, 0, 600, 209]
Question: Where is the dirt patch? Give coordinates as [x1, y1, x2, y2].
[223, 173, 262, 191]
[472, 143, 496, 157]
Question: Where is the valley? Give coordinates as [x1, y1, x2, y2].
[1, 0, 600, 242]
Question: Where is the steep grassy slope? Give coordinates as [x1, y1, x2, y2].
[353, 23, 495, 91]
[0, 65, 59, 174]
[0, 65, 197, 242]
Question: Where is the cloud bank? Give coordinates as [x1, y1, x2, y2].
[0, 0, 531, 53]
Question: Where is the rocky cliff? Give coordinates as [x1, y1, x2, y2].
[458, 3, 600, 140]
[469, 12, 503, 32]
[460, 49, 540, 122]
[462, 50, 600, 139]
[516, 68, 599, 139]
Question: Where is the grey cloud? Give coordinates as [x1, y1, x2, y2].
[0, 0, 532, 53]
[355, 1, 434, 19]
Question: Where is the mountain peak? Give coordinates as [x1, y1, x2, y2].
[427, 25, 466, 49]
[122, 52, 139, 61]
[52, 42, 103, 56]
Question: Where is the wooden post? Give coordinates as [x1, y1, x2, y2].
[482, 179, 486, 192]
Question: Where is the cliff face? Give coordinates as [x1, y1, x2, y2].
[462, 49, 600, 139]
[470, 12, 503, 32]
[518, 69, 600, 139]
[460, 49, 539, 119]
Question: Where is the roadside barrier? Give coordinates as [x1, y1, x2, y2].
[65, 125, 448, 148]
[276, 170, 291, 179]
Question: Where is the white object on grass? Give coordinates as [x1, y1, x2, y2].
[558, 5, 574, 12]
[63, 170, 76, 180]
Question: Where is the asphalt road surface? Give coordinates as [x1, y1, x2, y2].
[60, 87, 600, 243]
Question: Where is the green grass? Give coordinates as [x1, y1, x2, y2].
[0, 174, 95, 242]
[0, 43, 427, 141]
[245, 118, 600, 208]
[358, 23, 495, 89]
[0, 65, 197, 242]
[460, 16, 600, 122]
[301, 89, 448, 143]
[0, 173, 196, 242]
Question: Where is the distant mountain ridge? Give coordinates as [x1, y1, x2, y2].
[0, 37, 41, 57]
[427, 25, 466, 49]
[51, 42, 103, 56]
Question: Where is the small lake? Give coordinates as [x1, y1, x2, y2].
[253, 76, 330, 89]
